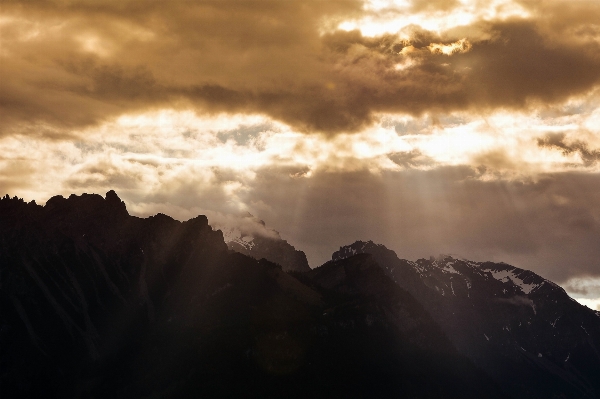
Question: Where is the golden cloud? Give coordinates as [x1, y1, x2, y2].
[1, 0, 600, 136]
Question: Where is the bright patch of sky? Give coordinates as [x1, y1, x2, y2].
[3, 96, 600, 205]
[573, 298, 600, 312]
[565, 277, 600, 311]
[336, 0, 530, 37]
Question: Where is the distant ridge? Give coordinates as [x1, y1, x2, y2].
[214, 213, 310, 272]
[334, 240, 600, 399]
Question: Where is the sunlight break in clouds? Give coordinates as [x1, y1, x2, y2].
[564, 277, 600, 311]
[3, 100, 600, 210]
[427, 38, 472, 55]
[336, 0, 530, 37]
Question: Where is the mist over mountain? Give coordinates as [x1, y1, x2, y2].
[211, 212, 310, 272]
[1, 191, 599, 398]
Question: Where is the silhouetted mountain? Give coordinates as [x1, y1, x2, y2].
[334, 241, 600, 399]
[214, 213, 310, 272]
[0, 191, 227, 397]
[1, 192, 505, 398]
[303, 254, 508, 398]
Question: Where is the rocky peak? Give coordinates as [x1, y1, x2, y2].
[43, 191, 129, 221]
[332, 240, 398, 262]
[211, 212, 310, 272]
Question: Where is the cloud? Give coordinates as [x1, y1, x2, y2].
[2, 0, 600, 136]
[410, 0, 460, 13]
[496, 295, 535, 308]
[387, 150, 436, 168]
[563, 277, 600, 299]
[208, 212, 281, 241]
[537, 133, 600, 166]
[427, 38, 472, 55]
[0, 160, 36, 193]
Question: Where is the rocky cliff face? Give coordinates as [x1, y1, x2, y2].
[333, 241, 600, 399]
[0, 192, 504, 398]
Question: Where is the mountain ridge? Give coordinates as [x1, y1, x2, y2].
[0, 191, 507, 398]
[2, 191, 600, 398]
[333, 240, 600, 399]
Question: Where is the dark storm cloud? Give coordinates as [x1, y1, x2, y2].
[387, 150, 436, 168]
[0, 0, 363, 134]
[2, 0, 600, 136]
[537, 133, 600, 166]
[459, 20, 600, 110]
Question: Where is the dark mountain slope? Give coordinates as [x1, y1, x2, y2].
[0, 191, 228, 397]
[304, 254, 509, 399]
[333, 241, 600, 399]
[1, 192, 505, 398]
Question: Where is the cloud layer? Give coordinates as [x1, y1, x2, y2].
[2, 0, 600, 135]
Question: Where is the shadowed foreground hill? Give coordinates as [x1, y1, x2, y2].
[0, 192, 505, 398]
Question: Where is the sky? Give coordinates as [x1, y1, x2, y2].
[1, 0, 600, 309]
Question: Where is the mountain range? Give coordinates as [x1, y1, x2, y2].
[333, 241, 600, 398]
[1, 191, 599, 398]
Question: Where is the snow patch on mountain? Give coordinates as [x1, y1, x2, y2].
[220, 227, 256, 250]
[482, 267, 540, 294]
[440, 261, 460, 275]
[208, 211, 310, 272]
[410, 261, 427, 276]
